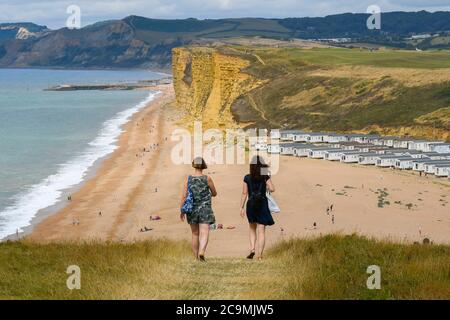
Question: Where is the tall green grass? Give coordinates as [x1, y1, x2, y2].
[269, 234, 450, 299]
[1, 235, 449, 299]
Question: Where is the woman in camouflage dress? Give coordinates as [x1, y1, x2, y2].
[180, 157, 217, 261]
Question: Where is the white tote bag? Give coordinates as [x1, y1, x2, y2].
[266, 192, 280, 213]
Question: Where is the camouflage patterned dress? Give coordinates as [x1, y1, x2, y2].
[186, 175, 215, 225]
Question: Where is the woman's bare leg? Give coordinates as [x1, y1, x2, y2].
[249, 223, 257, 252]
[198, 224, 210, 256]
[257, 224, 266, 259]
[190, 224, 200, 258]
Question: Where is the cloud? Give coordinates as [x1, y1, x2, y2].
[0, 0, 449, 29]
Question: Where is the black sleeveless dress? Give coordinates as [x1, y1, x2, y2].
[244, 174, 274, 226]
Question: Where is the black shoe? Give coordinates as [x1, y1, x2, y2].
[199, 254, 206, 262]
[246, 251, 255, 259]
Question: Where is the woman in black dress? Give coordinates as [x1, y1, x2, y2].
[239, 155, 275, 260]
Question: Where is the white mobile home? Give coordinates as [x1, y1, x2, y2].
[323, 133, 349, 143]
[404, 150, 425, 158]
[268, 142, 294, 154]
[367, 136, 382, 144]
[392, 138, 412, 149]
[293, 132, 310, 142]
[280, 130, 303, 141]
[306, 133, 327, 143]
[395, 157, 415, 170]
[430, 143, 450, 154]
[341, 151, 363, 163]
[376, 155, 406, 167]
[358, 153, 379, 165]
[324, 149, 345, 161]
[293, 145, 321, 157]
[368, 146, 391, 154]
[280, 143, 307, 155]
[435, 165, 450, 177]
[413, 159, 450, 172]
[308, 148, 335, 159]
[353, 144, 376, 153]
[424, 161, 450, 174]
[384, 149, 409, 156]
[347, 134, 368, 143]
[424, 152, 450, 160]
[408, 140, 443, 152]
[380, 136, 399, 147]
[412, 159, 435, 171]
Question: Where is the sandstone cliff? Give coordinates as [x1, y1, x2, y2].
[172, 47, 262, 129]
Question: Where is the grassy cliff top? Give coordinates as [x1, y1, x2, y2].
[1, 235, 449, 299]
[214, 46, 450, 140]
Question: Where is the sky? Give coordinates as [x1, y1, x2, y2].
[1, 0, 450, 29]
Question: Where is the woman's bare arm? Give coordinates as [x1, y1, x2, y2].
[266, 178, 275, 193]
[240, 182, 248, 217]
[180, 176, 188, 209]
[207, 176, 217, 197]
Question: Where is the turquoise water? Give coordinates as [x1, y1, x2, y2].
[0, 68, 163, 239]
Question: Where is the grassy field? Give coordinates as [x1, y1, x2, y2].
[1, 235, 449, 300]
[254, 48, 450, 69]
[224, 46, 450, 140]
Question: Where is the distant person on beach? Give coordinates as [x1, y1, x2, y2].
[240, 155, 275, 260]
[180, 157, 217, 261]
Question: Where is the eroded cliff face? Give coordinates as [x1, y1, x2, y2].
[172, 47, 262, 129]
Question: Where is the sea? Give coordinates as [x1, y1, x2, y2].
[0, 68, 164, 239]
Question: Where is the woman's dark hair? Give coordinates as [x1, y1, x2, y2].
[192, 157, 208, 170]
[250, 155, 269, 180]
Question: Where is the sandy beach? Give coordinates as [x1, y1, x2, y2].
[29, 84, 450, 256]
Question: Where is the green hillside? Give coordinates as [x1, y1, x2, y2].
[226, 47, 450, 140]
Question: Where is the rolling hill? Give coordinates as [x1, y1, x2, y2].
[1, 11, 450, 69]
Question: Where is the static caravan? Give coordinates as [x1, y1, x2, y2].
[323, 133, 349, 143]
[395, 157, 415, 170]
[369, 147, 391, 154]
[337, 142, 363, 150]
[293, 132, 311, 142]
[341, 151, 363, 163]
[412, 159, 435, 171]
[384, 149, 409, 156]
[367, 136, 382, 145]
[424, 161, 450, 174]
[324, 149, 345, 161]
[280, 130, 303, 141]
[423, 141, 444, 152]
[358, 153, 379, 165]
[306, 133, 327, 143]
[376, 155, 405, 167]
[408, 140, 443, 152]
[424, 152, 450, 160]
[268, 142, 294, 154]
[347, 134, 368, 143]
[381, 136, 399, 147]
[293, 145, 321, 157]
[353, 144, 376, 153]
[308, 148, 335, 159]
[435, 165, 450, 177]
[280, 143, 307, 155]
[412, 160, 450, 172]
[392, 138, 412, 149]
[404, 150, 425, 158]
[431, 143, 450, 154]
